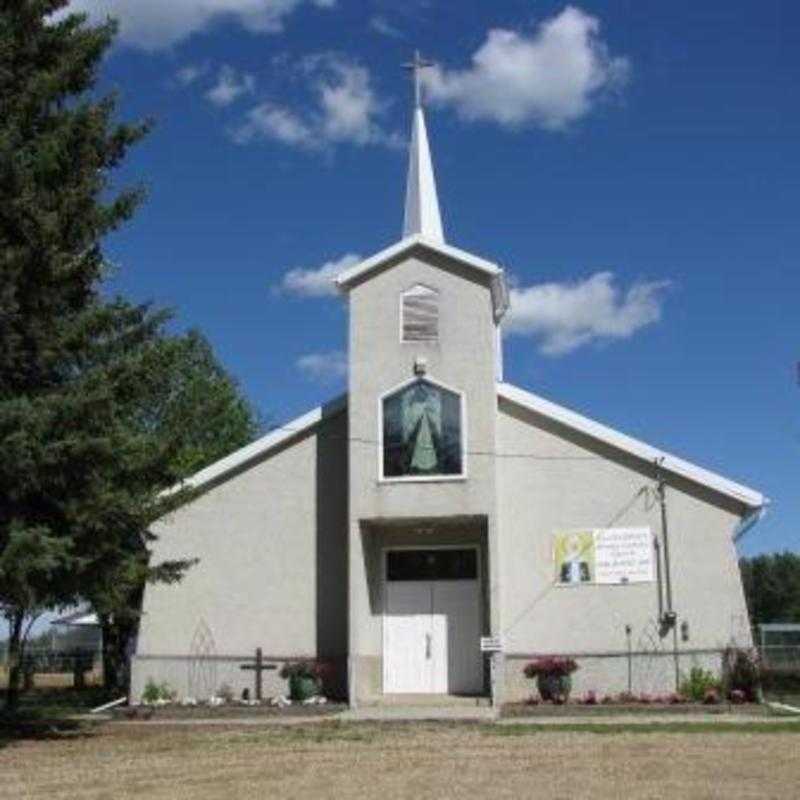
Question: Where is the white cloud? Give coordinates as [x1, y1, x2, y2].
[233, 103, 315, 146]
[505, 272, 670, 356]
[297, 350, 348, 382]
[175, 63, 209, 86]
[316, 61, 383, 145]
[278, 253, 361, 297]
[424, 6, 630, 130]
[232, 56, 400, 149]
[369, 16, 402, 38]
[60, 0, 333, 50]
[205, 65, 256, 107]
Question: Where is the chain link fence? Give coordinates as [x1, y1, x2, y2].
[757, 639, 800, 705]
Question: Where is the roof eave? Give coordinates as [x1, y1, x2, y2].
[162, 394, 347, 499]
[335, 235, 509, 320]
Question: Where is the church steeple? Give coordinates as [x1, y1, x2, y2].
[402, 52, 444, 244]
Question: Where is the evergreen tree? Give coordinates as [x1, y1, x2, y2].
[85, 330, 259, 692]
[740, 552, 800, 626]
[0, 2, 173, 709]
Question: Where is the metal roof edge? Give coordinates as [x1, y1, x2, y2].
[162, 394, 348, 498]
[334, 235, 507, 319]
[498, 382, 766, 510]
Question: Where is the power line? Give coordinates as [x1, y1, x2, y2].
[498, 484, 654, 638]
[261, 422, 604, 462]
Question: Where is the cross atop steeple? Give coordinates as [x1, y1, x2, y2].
[402, 51, 444, 243]
[403, 50, 434, 108]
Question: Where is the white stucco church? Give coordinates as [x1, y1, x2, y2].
[131, 63, 766, 706]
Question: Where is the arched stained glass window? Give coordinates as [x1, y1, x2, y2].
[382, 379, 463, 478]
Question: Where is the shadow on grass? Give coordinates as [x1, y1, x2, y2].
[0, 715, 99, 749]
[0, 686, 113, 712]
[0, 686, 113, 750]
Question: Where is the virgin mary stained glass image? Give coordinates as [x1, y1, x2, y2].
[383, 379, 462, 477]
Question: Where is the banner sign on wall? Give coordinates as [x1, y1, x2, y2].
[554, 528, 654, 586]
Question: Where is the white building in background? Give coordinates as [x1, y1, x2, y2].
[131, 72, 765, 706]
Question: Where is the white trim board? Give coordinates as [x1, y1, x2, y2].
[498, 382, 766, 511]
[163, 394, 347, 497]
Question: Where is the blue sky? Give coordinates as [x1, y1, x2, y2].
[66, 1, 797, 557]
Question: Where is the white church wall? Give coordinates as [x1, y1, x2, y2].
[348, 249, 500, 521]
[346, 247, 502, 701]
[131, 409, 348, 702]
[496, 397, 753, 700]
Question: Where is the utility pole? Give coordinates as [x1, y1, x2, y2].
[655, 459, 676, 626]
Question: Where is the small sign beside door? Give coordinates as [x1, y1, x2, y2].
[480, 636, 503, 653]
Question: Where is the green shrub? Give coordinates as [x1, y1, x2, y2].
[280, 661, 325, 680]
[141, 678, 160, 704]
[679, 667, 721, 702]
[141, 678, 175, 704]
[217, 683, 235, 702]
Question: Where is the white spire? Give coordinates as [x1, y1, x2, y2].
[402, 53, 444, 243]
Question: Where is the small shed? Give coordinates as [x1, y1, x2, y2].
[50, 607, 102, 655]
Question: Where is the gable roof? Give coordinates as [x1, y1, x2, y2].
[498, 382, 765, 510]
[51, 608, 99, 627]
[335, 234, 510, 321]
[165, 394, 347, 497]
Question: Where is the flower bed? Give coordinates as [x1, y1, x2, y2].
[519, 648, 768, 710]
[501, 699, 766, 718]
[113, 701, 345, 721]
[125, 665, 343, 721]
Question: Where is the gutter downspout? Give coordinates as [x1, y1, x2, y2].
[654, 459, 677, 630]
[733, 504, 768, 544]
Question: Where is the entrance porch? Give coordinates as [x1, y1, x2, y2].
[349, 516, 494, 706]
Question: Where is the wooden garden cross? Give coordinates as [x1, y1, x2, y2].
[239, 647, 277, 701]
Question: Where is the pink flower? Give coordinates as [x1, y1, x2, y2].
[523, 657, 579, 678]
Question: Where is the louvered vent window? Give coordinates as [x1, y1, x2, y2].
[401, 285, 439, 342]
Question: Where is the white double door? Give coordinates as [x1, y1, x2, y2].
[384, 578, 482, 694]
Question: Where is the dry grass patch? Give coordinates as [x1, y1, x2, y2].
[0, 669, 102, 690]
[3, 720, 800, 799]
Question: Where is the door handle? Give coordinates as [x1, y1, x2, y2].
[425, 632, 432, 659]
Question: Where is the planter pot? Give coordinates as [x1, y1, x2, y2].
[288, 675, 320, 702]
[537, 673, 572, 703]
